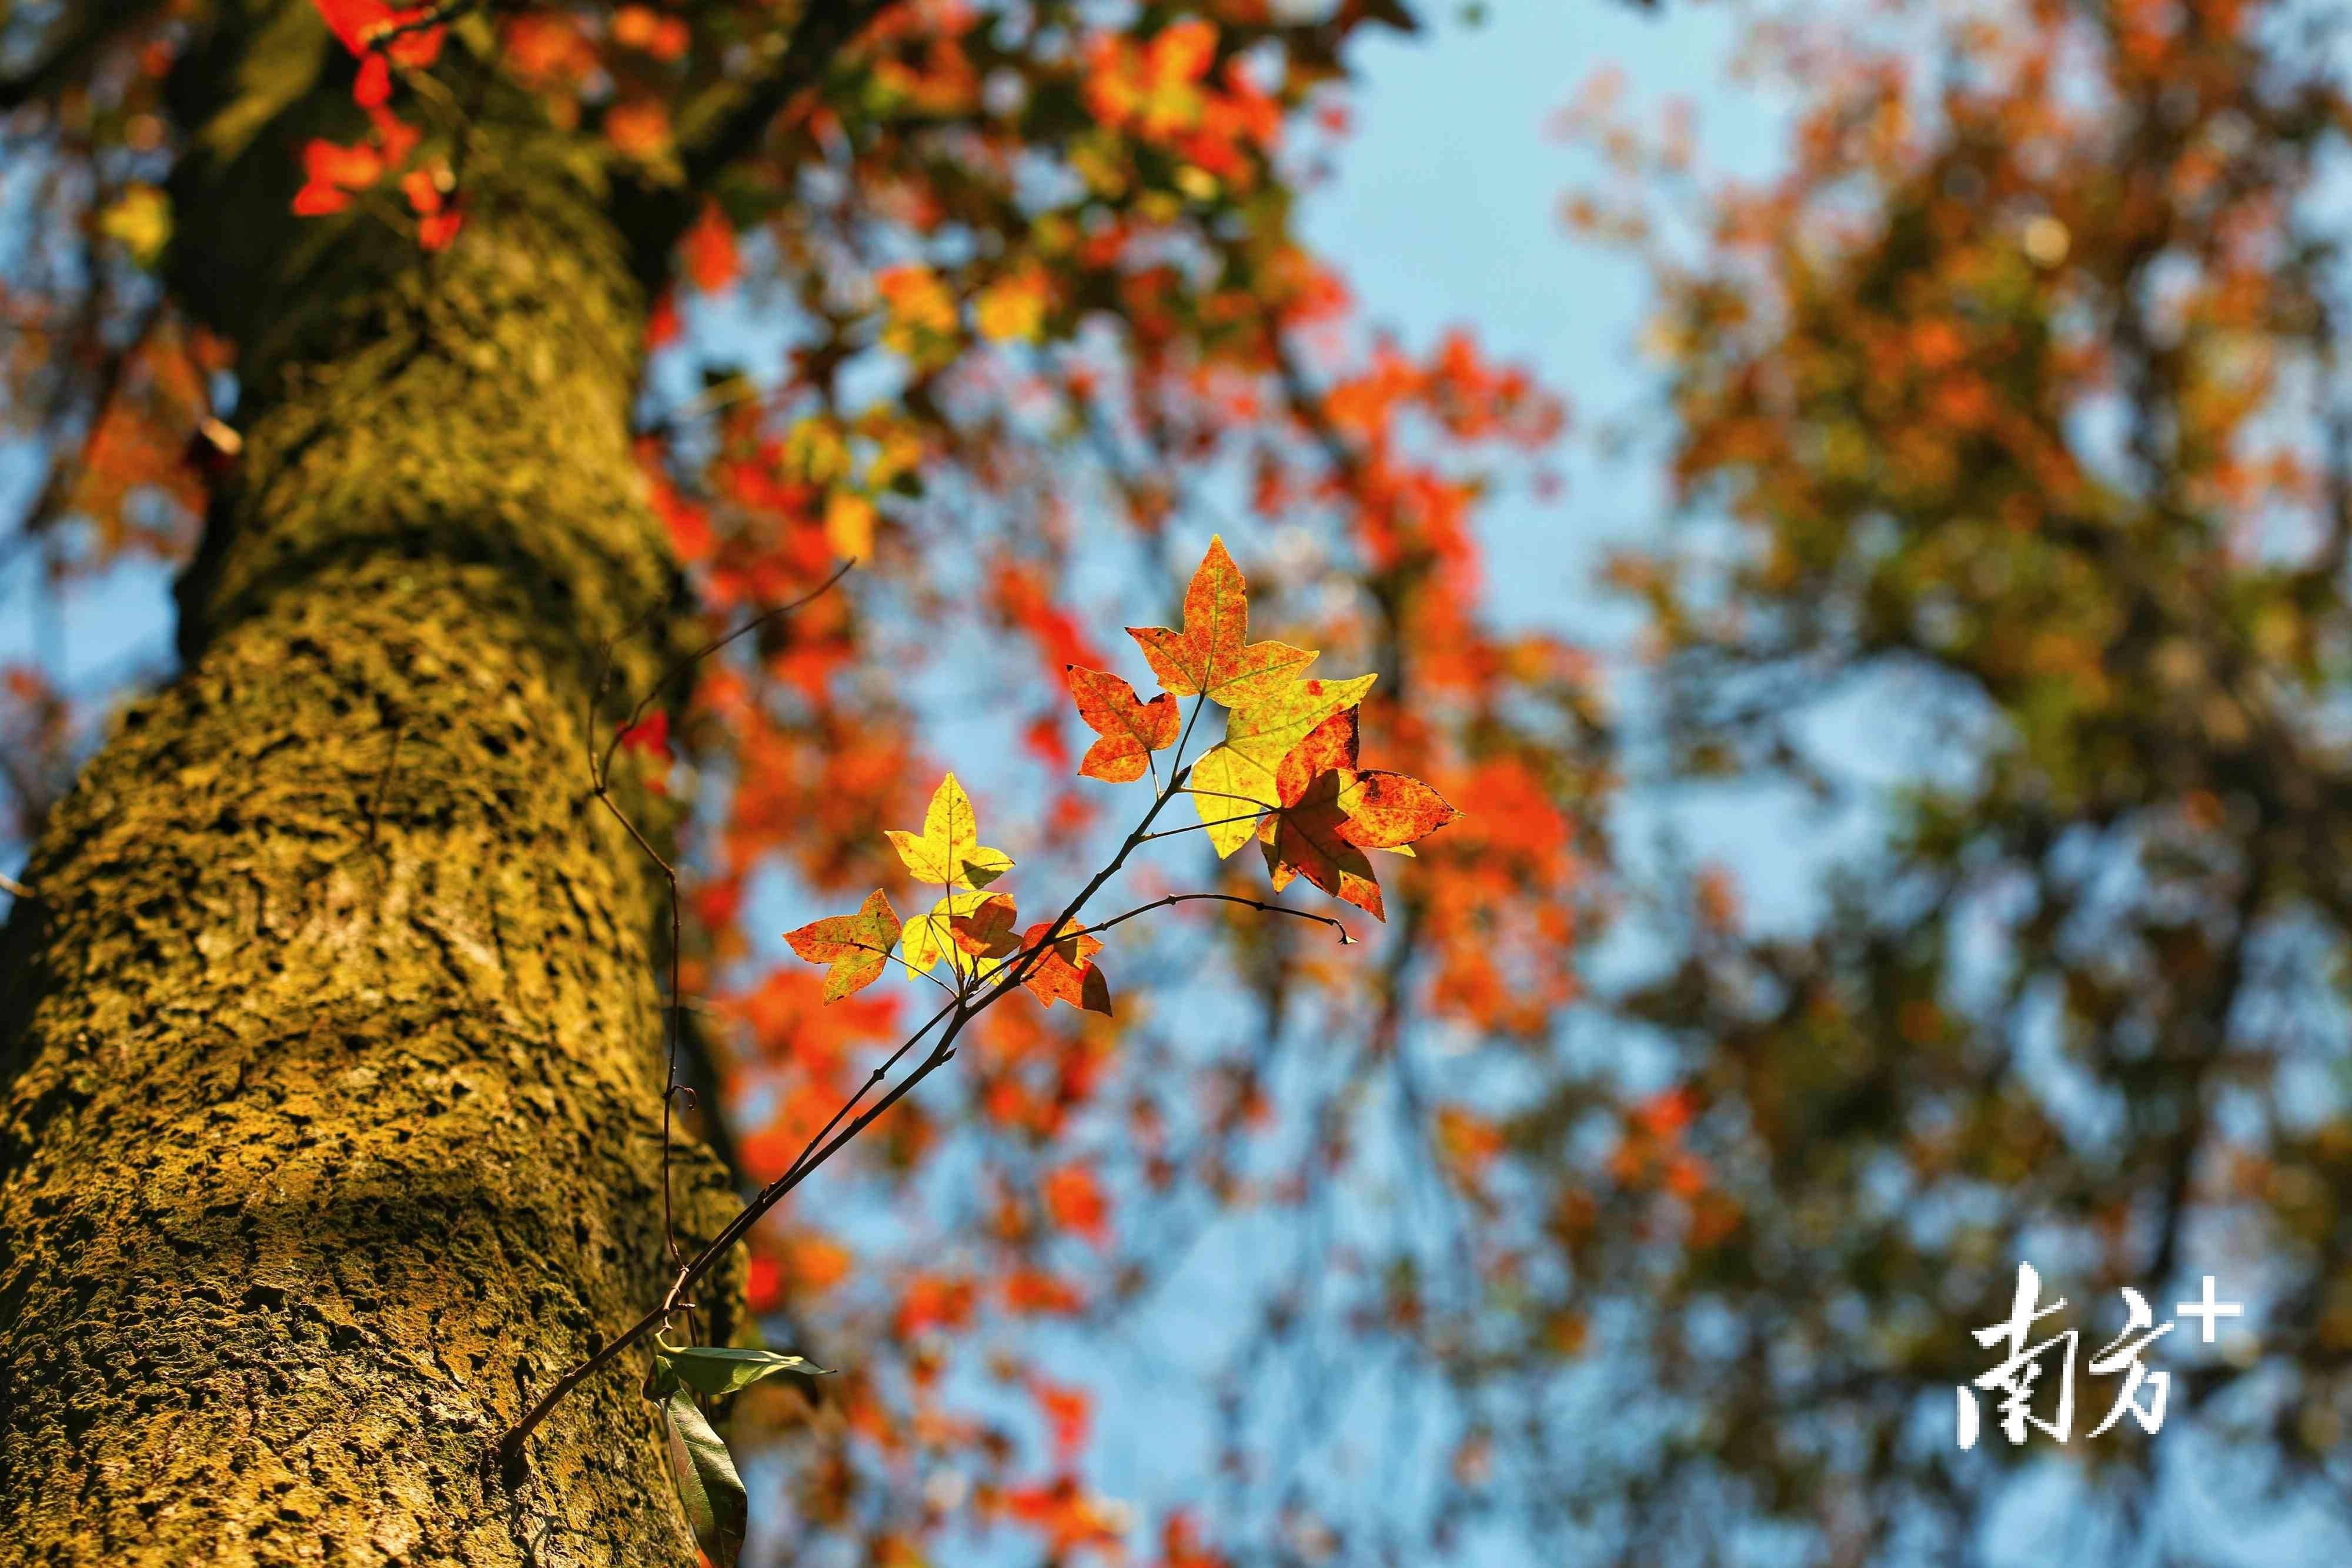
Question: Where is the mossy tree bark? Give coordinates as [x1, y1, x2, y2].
[0, 4, 740, 1561]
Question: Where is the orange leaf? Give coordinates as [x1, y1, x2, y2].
[948, 892, 1021, 960]
[684, 200, 740, 294]
[1065, 664, 1178, 783]
[1334, 770, 1461, 850]
[1041, 1162, 1110, 1245]
[605, 98, 672, 161]
[1260, 767, 1385, 921]
[1019, 921, 1111, 1015]
[417, 208, 463, 252]
[1256, 710, 1384, 920]
[784, 889, 903, 1002]
[1125, 534, 1314, 707]
[1252, 710, 1458, 918]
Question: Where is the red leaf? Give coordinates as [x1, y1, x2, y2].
[616, 710, 672, 763]
[1064, 664, 1178, 783]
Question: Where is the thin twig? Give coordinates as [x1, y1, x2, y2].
[1066, 892, 1354, 947]
[598, 561, 854, 786]
[1137, 810, 1264, 842]
[503, 714, 1204, 1462]
[587, 570, 854, 1270]
[364, 0, 482, 52]
[0, 870, 29, 900]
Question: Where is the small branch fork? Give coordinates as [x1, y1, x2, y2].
[500, 686, 1352, 1467]
[580, 563, 855, 1278]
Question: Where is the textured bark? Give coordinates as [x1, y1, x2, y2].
[0, 5, 736, 1562]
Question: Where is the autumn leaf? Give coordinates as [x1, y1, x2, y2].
[948, 892, 1021, 961]
[904, 890, 1013, 978]
[1041, 1162, 1111, 1246]
[684, 200, 740, 294]
[1065, 665, 1179, 783]
[1261, 766, 1386, 920]
[1189, 672, 1377, 855]
[1020, 920, 1112, 1015]
[887, 772, 1013, 888]
[1334, 768, 1461, 851]
[1126, 536, 1315, 707]
[1255, 709, 1462, 921]
[616, 710, 672, 763]
[784, 890, 903, 1002]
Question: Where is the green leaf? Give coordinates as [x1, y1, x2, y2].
[662, 1343, 833, 1398]
[659, 1385, 748, 1567]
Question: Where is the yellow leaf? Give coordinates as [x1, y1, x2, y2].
[1190, 673, 1376, 855]
[887, 772, 1013, 889]
[902, 890, 1010, 978]
[99, 185, 171, 267]
[783, 890, 902, 1002]
[974, 267, 1049, 343]
[824, 491, 875, 561]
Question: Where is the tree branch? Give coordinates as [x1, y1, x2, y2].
[678, 0, 894, 190]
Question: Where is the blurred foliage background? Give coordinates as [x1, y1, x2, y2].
[8, 0, 2352, 1563]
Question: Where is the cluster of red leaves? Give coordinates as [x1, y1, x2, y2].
[296, 2, 462, 247]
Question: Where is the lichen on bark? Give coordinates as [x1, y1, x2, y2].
[0, 5, 738, 1562]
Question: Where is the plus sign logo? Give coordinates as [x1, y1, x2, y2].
[1957, 1266, 2244, 1450]
[2176, 1275, 2244, 1343]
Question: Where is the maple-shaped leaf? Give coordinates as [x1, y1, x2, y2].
[1256, 713, 1386, 920]
[1065, 665, 1179, 783]
[904, 890, 1011, 978]
[949, 893, 1021, 961]
[1127, 536, 1315, 707]
[887, 772, 1013, 889]
[1020, 920, 1112, 1015]
[1262, 770, 1385, 919]
[1253, 711, 1462, 920]
[1188, 673, 1377, 855]
[783, 890, 902, 1002]
[1256, 708, 1460, 852]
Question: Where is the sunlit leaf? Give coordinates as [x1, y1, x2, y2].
[887, 772, 1014, 889]
[1065, 665, 1179, 783]
[1190, 673, 1377, 855]
[1020, 920, 1112, 1015]
[783, 890, 901, 1002]
[1127, 536, 1315, 707]
[663, 1343, 833, 1398]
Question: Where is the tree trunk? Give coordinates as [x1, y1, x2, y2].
[0, 5, 735, 1561]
